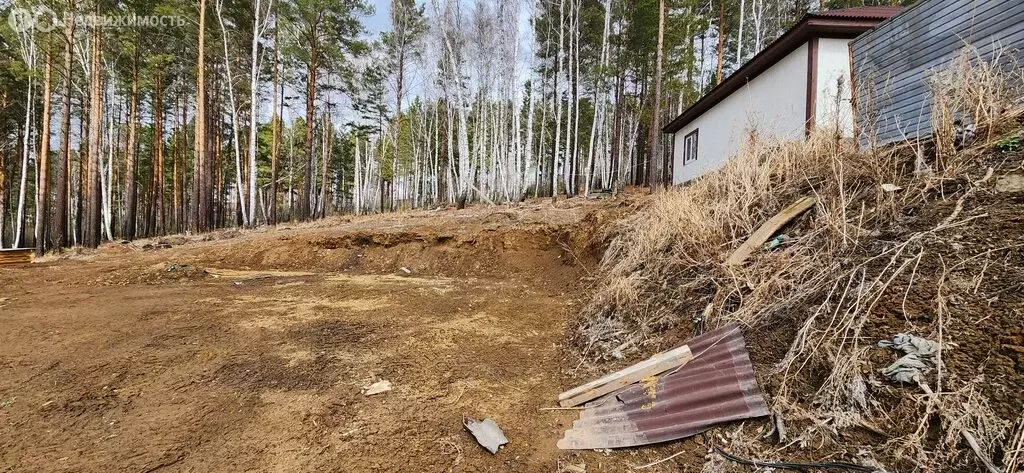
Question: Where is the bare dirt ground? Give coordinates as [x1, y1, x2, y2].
[1, 197, 693, 472]
[11, 176, 1018, 472]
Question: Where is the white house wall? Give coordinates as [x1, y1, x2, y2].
[815, 37, 855, 136]
[672, 43, 809, 185]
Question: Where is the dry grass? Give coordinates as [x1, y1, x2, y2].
[576, 49, 1024, 471]
[931, 47, 1024, 164]
[575, 130, 913, 359]
[1006, 413, 1024, 473]
[883, 377, 1011, 471]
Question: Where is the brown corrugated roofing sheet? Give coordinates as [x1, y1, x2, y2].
[557, 323, 769, 450]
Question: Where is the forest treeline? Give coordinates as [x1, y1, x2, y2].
[0, 0, 907, 253]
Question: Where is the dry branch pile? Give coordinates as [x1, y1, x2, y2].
[575, 52, 1024, 471]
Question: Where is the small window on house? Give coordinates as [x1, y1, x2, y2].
[682, 129, 698, 164]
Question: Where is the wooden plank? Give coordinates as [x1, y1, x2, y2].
[558, 344, 693, 402]
[0, 249, 33, 265]
[557, 345, 693, 408]
[725, 197, 816, 267]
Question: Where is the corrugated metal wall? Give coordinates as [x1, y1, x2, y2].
[851, 0, 1024, 147]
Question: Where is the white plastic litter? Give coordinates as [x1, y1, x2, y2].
[463, 417, 508, 454]
[362, 380, 393, 396]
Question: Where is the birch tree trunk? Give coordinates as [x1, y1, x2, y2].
[561, 0, 575, 196]
[585, 0, 612, 196]
[287, 125, 294, 217]
[523, 74, 536, 200]
[432, 100, 440, 202]
[15, 84, 32, 248]
[569, 0, 581, 195]
[736, 0, 746, 62]
[101, 80, 114, 241]
[438, 0, 471, 206]
[445, 103, 455, 203]
[14, 34, 36, 247]
[247, 0, 272, 226]
[551, 0, 565, 197]
[715, 2, 727, 85]
[318, 111, 330, 218]
[354, 136, 361, 214]
[216, 0, 249, 226]
[752, 0, 765, 52]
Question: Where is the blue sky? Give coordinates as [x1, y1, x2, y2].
[364, 0, 393, 36]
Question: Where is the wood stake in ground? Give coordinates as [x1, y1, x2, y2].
[558, 345, 692, 407]
[726, 196, 817, 266]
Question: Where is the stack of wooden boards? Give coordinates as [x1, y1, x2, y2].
[0, 249, 32, 266]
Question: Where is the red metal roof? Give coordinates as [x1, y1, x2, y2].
[557, 323, 769, 450]
[818, 6, 903, 20]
